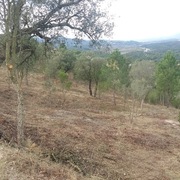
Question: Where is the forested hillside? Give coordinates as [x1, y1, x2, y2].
[125, 40, 180, 61]
[52, 38, 180, 61]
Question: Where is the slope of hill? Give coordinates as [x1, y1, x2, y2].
[0, 67, 180, 179]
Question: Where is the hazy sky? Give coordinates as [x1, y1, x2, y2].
[107, 0, 180, 41]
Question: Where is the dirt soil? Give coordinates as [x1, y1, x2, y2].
[0, 67, 180, 180]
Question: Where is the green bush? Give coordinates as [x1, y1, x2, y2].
[45, 49, 76, 79]
[45, 57, 59, 78]
[171, 97, 180, 109]
[58, 70, 72, 91]
[145, 89, 159, 105]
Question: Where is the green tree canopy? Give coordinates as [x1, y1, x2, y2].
[130, 60, 156, 109]
[74, 52, 105, 97]
[156, 51, 180, 107]
[45, 48, 77, 80]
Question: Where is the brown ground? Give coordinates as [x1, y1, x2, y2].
[0, 67, 180, 180]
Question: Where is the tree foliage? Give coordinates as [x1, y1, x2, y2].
[108, 50, 129, 87]
[130, 60, 155, 98]
[101, 50, 130, 105]
[0, 0, 113, 40]
[58, 70, 72, 105]
[130, 60, 156, 110]
[45, 48, 77, 79]
[156, 52, 180, 107]
[74, 52, 105, 97]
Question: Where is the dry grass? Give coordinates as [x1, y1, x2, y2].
[0, 141, 81, 180]
[0, 66, 180, 179]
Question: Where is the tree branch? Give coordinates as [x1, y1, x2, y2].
[22, 0, 83, 35]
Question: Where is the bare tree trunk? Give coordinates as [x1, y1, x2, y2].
[163, 93, 165, 106]
[25, 70, 29, 86]
[5, 1, 11, 89]
[123, 87, 128, 109]
[4, 0, 28, 148]
[61, 88, 67, 106]
[113, 84, 116, 106]
[166, 92, 170, 108]
[6, 69, 11, 89]
[94, 81, 98, 97]
[89, 78, 93, 96]
[140, 98, 144, 112]
[130, 94, 138, 123]
[160, 93, 164, 106]
[15, 83, 25, 147]
[130, 98, 135, 123]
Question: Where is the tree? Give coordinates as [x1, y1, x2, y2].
[55, 48, 77, 73]
[109, 50, 129, 87]
[45, 48, 77, 81]
[0, 0, 113, 147]
[91, 57, 105, 97]
[0, 34, 6, 65]
[74, 52, 105, 97]
[130, 60, 155, 113]
[58, 70, 72, 105]
[156, 52, 179, 107]
[105, 59, 121, 105]
[102, 50, 129, 105]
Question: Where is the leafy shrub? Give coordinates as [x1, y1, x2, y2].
[45, 57, 59, 78]
[171, 95, 180, 109]
[45, 49, 76, 79]
[58, 70, 72, 91]
[146, 89, 159, 105]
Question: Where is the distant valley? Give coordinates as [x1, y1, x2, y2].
[52, 36, 180, 61]
[118, 39, 180, 61]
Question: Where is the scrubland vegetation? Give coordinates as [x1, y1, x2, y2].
[0, 0, 180, 179]
[0, 45, 180, 179]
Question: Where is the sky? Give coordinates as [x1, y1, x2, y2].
[107, 0, 180, 41]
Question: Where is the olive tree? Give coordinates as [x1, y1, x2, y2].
[130, 60, 155, 113]
[101, 50, 129, 106]
[74, 52, 105, 97]
[58, 70, 72, 105]
[0, 0, 113, 147]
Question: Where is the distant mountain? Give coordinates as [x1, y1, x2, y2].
[107, 40, 141, 47]
[50, 36, 180, 61]
[52, 37, 98, 50]
[51, 37, 143, 50]
[124, 39, 180, 61]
